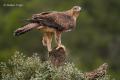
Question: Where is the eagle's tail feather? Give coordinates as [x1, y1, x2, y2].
[14, 23, 39, 36]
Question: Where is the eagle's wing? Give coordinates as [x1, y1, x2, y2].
[28, 12, 75, 31]
[32, 11, 57, 19]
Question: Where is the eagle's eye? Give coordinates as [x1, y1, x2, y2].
[74, 7, 78, 10]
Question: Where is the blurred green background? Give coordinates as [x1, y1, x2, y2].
[0, 0, 120, 79]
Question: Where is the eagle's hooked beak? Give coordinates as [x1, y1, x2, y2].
[78, 6, 82, 11]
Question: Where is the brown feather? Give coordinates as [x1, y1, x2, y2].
[14, 23, 39, 36]
[28, 11, 76, 31]
[14, 6, 80, 36]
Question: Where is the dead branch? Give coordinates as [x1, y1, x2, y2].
[48, 47, 108, 80]
[84, 63, 108, 80]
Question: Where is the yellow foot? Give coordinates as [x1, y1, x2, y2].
[48, 50, 52, 52]
[47, 47, 52, 52]
[56, 45, 66, 51]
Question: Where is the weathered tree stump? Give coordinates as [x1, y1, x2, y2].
[49, 47, 67, 67]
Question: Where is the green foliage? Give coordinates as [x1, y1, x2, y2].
[0, 52, 113, 80]
[0, 0, 120, 79]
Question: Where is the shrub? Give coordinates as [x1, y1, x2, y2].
[0, 52, 114, 80]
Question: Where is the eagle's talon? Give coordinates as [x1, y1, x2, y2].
[56, 45, 66, 50]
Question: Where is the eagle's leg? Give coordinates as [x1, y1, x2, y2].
[42, 32, 53, 52]
[42, 33, 47, 47]
[55, 31, 65, 50]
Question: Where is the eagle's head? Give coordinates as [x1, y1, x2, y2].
[71, 6, 81, 19]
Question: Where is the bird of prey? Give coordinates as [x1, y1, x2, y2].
[14, 6, 81, 52]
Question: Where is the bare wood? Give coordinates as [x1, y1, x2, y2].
[48, 47, 108, 80]
[84, 63, 108, 80]
[49, 47, 66, 67]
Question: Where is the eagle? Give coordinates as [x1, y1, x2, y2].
[14, 6, 81, 52]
